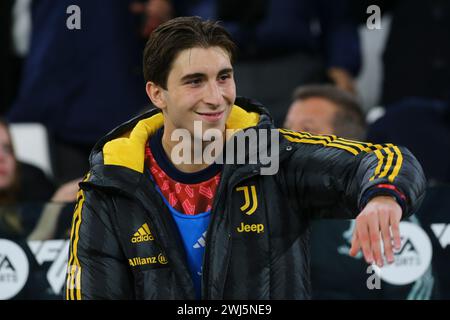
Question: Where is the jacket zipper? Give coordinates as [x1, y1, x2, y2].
[203, 169, 260, 299]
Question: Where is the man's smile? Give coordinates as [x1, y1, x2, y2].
[194, 110, 225, 122]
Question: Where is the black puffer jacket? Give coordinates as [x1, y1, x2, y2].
[65, 98, 426, 300]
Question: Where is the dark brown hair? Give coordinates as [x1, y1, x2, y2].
[292, 84, 367, 140]
[143, 16, 236, 89]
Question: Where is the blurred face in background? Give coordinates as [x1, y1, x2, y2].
[284, 97, 338, 135]
[0, 124, 17, 190]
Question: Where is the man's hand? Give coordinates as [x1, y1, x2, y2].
[327, 67, 356, 94]
[349, 196, 402, 267]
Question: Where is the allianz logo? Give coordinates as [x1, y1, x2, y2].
[128, 253, 168, 267]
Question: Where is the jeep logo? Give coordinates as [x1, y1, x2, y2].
[236, 222, 264, 233]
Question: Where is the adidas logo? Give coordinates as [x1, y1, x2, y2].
[193, 231, 207, 249]
[131, 223, 154, 243]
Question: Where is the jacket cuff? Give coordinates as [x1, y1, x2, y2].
[359, 184, 408, 214]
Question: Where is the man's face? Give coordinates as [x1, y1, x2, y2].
[153, 46, 236, 138]
[0, 125, 16, 190]
[283, 97, 338, 135]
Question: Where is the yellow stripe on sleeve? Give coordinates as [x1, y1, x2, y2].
[378, 146, 395, 179]
[369, 149, 385, 181]
[279, 129, 403, 183]
[66, 173, 90, 300]
[280, 130, 359, 155]
[388, 146, 403, 182]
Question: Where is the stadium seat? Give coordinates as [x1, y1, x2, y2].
[9, 122, 53, 178]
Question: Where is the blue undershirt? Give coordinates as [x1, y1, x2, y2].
[149, 128, 222, 299]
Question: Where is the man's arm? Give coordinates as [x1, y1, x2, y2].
[280, 130, 426, 265]
[65, 184, 134, 300]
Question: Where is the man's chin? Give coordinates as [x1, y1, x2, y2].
[202, 122, 226, 133]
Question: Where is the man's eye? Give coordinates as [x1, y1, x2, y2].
[219, 74, 231, 81]
[187, 79, 202, 86]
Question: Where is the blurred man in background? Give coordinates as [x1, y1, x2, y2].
[284, 84, 365, 139]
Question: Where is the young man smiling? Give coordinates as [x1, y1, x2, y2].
[65, 17, 426, 300]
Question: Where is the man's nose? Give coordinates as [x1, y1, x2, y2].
[203, 81, 223, 106]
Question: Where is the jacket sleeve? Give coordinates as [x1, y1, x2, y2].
[64, 182, 134, 300]
[279, 130, 426, 220]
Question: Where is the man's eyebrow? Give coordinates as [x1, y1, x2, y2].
[180, 73, 206, 82]
[180, 68, 234, 83]
[218, 68, 233, 75]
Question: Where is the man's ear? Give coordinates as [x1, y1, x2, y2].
[146, 82, 166, 110]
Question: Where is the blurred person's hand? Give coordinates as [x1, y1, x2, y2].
[327, 67, 355, 94]
[130, 0, 173, 38]
[349, 196, 402, 267]
[51, 178, 82, 203]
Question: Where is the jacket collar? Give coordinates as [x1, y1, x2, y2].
[85, 97, 283, 191]
[103, 105, 262, 173]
